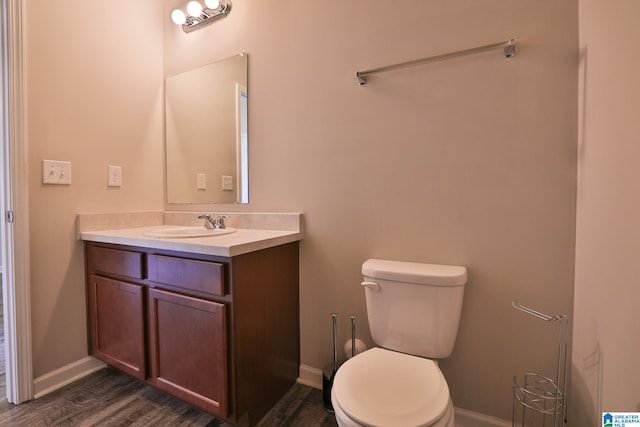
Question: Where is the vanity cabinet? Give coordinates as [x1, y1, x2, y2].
[84, 240, 300, 426]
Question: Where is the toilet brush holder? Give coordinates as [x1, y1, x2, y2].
[322, 364, 337, 412]
[322, 313, 339, 412]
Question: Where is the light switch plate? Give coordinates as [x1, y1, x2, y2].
[42, 160, 71, 185]
[108, 165, 122, 187]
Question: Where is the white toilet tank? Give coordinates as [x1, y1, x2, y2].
[362, 259, 467, 359]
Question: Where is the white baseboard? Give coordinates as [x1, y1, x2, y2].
[297, 364, 510, 427]
[454, 407, 511, 427]
[297, 363, 323, 389]
[33, 356, 106, 399]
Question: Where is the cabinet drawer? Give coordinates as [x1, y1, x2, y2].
[147, 254, 224, 296]
[88, 246, 144, 279]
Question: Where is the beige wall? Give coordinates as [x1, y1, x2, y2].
[164, 0, 577, 420]
[26, 0, 164, 377]
[571, 1, 640, 424]
[25, 0, 578, 421]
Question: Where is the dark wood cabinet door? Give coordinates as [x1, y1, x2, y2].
[88, 275, 146, 380]
[147, 288, 228, 418]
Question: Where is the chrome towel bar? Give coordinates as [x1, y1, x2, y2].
[356, 38, 516, 85]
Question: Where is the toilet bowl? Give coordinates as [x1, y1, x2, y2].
[330, 259, 467, 427]
[331, 347, 454, 427]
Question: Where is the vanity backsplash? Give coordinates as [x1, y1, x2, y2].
[77, 211, 302, 235]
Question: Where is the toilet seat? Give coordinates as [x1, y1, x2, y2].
[332, 348, 451, 427]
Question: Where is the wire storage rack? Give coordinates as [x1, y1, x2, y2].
[512, 301, 568, 427]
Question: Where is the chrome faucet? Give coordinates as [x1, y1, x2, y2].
[198, 213, 229, 229]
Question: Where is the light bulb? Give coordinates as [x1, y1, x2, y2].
[204, 0, 220, 9]
[187, 1, 203, 17]
[171, 9, 187, 25]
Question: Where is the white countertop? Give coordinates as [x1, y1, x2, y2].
[78, 211, 303, 257]
[80, 225, 302, 257]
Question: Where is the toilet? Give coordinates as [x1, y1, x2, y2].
[331, 259, 467, 427]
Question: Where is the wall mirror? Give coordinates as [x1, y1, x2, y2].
[165, 53, 248, 204]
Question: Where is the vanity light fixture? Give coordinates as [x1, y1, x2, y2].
[171, 0, 232, 33]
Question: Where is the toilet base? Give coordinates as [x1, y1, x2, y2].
[331, 387, 454, 427]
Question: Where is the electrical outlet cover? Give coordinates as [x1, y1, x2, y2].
[108, 165, 122, 187]
[222, 175, 233, 191]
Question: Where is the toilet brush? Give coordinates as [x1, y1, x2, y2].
[322, 313, 339, 412]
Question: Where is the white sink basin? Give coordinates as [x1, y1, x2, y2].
[144, 226, 236, 238]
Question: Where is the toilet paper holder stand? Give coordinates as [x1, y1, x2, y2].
[511, 301, 568, 427]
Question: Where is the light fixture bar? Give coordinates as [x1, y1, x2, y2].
[177, 0, 232, 33]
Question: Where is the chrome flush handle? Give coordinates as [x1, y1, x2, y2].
[361, 281, 381, 291]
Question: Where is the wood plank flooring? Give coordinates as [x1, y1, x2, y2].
[0, 367, 338, 426]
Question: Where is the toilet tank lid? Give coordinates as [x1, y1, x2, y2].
[362, 259, 467, 286]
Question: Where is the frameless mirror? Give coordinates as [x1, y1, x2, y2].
[165, 53, 248, 204]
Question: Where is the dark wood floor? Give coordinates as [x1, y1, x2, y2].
[0, 367, 338, 426]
